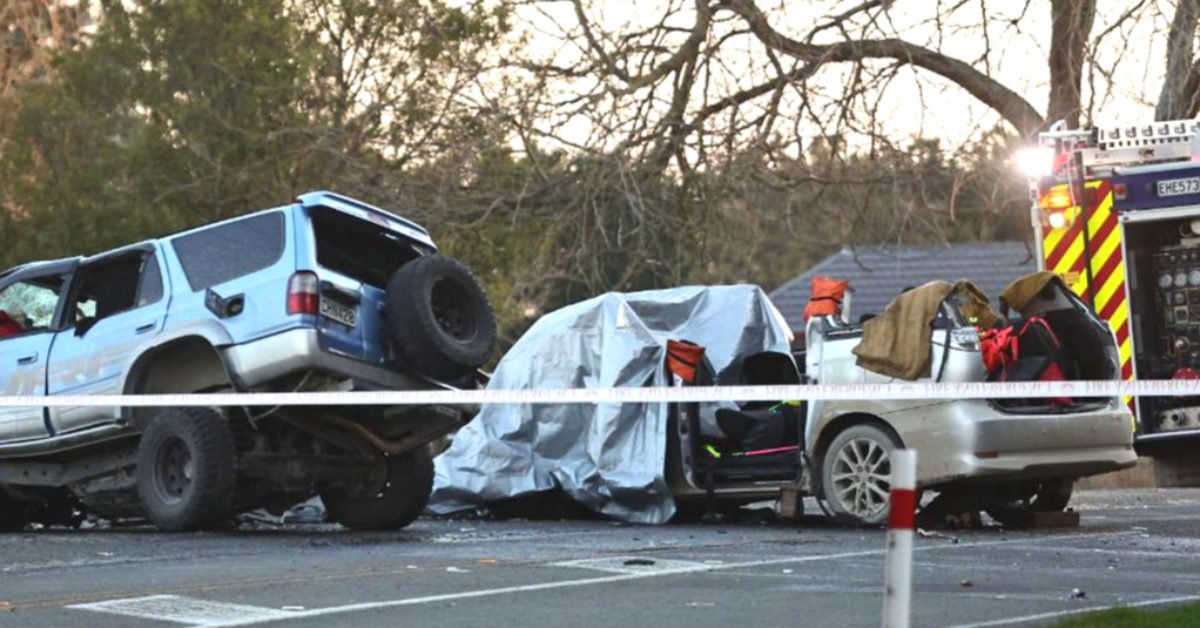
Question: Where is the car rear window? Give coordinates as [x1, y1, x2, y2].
[172, 212, 286, 291]
[310, 207, 421, 288]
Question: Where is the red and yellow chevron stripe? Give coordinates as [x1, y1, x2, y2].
[1040, 180, 1135, 415]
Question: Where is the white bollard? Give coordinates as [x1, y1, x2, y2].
[882, 448, 917, 628]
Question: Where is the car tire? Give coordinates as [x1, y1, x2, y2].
[136, 407, 236, 532]
[385, 255, 496, 380]
[820, 423, 903, 527]
[322, 447, 434, 532]
[984, 479, 1074, 527]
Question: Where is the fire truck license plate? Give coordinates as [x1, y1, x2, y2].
[1157, 177, 1200, 197]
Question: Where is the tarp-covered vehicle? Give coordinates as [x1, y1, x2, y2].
[428, 285, 793, 523]
[431, 276, 1136, 526]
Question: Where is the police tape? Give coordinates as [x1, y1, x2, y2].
[1, 379, 1199, 408]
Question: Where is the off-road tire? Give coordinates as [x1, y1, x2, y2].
[385, 255, 495, 380]
[136, 407, 236, 532]
[322, 447, 434, 531]
[820, 423, 904, 527]
[984, 478, 1075, 528]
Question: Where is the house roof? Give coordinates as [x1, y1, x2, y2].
[769, 241, 1038, 331]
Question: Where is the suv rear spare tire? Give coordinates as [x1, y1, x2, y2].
[321, 447, 434, 531]
[386, 254, 494, 379]
[136, 407, 236, 532]
[386, 255, 496, 380]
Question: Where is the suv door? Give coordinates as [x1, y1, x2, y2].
[46, 248, 169, 434]
[0, 270, 71, 444]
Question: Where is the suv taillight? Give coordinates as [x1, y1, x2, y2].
[287, 272, 319, 315]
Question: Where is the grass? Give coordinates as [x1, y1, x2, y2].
[1047, 601, 1200, 627]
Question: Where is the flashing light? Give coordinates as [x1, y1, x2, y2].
[1039, 186, 1074, 210]
[1016, 146, 1056, 177]
[1047, 211, 1068, 230]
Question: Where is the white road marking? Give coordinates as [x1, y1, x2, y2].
[942, 593, 1200, 628]
[551, 556, 711, 575]
[129, 533, 1128, 628]
[68, 595, 299, 626]
[63, 532, 1136, 628]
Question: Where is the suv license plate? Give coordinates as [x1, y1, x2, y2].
[1158, 177, 1200, 197]
[319, 298, 356, 328]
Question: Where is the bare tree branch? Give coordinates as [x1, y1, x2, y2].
[719, 0, 1046, 136]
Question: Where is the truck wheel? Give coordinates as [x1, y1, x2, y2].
[820, 424, 903, 527]
[136, 407, 236, 532]
[984, 479, 1074, 527]
[0, 488, 29, 532]
[386, 255, 496, 380]
[322, 447, 433, 531]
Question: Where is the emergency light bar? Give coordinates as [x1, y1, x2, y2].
[1031, 116, 1200, 178]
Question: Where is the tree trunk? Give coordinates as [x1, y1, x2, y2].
[1156, 0, 1200, 121]
[1047, 0, 1097, 129]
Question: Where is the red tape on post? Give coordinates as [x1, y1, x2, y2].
[888, 488, 917, 530]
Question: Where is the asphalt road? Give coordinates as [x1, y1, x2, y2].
[2, 489, 1199, 628]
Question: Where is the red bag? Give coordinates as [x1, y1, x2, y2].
[979, 326, 1016, 373]
[983, 318, 1073, 405]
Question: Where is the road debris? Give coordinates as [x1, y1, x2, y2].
[917, 529, 960, 543]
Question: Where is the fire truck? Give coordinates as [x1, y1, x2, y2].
[1026, 119, 1200, 483]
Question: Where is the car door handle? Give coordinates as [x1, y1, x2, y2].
[17, 353, 38, 365]
[136, 323, 156, 334]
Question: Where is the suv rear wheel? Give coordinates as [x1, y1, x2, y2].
[386, 255, 496, 380]
[321, 447, 433, 531]
[136, 407, 236, 532]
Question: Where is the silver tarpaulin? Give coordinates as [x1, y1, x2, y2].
[427, 285, 793, 524]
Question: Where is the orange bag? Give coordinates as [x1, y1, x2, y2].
[802, 276, 850, 322]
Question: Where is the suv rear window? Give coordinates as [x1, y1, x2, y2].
[172, 213, 285, 291]
[310, 207, 421, 288]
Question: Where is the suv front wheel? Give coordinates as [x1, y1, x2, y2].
[136, 407, 236, 532]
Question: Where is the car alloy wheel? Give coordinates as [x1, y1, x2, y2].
[829, 437, 892, 521]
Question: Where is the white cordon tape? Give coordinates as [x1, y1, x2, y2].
[0, 379, 1193, 407]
